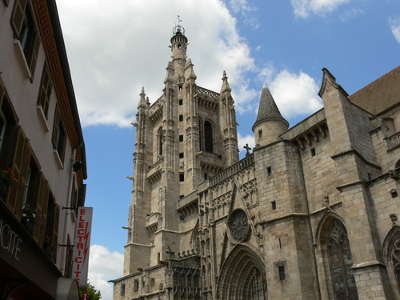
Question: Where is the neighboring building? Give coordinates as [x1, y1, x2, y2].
[0, 1, 87, 299]
[111, 24, 400, 300]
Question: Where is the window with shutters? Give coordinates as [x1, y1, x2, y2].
[52, 108, 66, 165]
[44, 194, 59, 263]
[65, 235, 73, 277]
[32, 175, 49, 247]
[37, 64, 52, 121]
[0, 86, 22, 208]
[0, 85, 17, 169]
[11, 0, 40, 77]
[21, 158, 39, 234]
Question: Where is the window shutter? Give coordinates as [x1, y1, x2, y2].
[33, 175, 49, 246]
[6, 127, 25, 216]
[15, 133, 31, 218]
[58, 125, 66, 162]
[52, 109, 59, 149]
[51, 203, 60, 263]
[11, 0, 27, 37]
[28, 35, 39, 76]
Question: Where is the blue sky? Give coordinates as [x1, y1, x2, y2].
[57, 0, 399, 298]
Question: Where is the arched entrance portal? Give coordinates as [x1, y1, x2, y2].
[217, 245, 266, 300]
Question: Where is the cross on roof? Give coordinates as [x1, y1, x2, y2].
[244, 144, 252, 156]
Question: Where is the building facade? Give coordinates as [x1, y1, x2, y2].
[112, 25, 400, 300]
[0, 0, 87, 299]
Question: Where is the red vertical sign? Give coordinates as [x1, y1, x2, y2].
[72, 207, 93, 287]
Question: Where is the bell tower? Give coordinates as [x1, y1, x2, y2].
[119, 20, 240, 298]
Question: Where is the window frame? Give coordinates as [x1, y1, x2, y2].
[37, 64, 53, 121]
[11, 0, 40, 78]
[52, 108, 67, 166]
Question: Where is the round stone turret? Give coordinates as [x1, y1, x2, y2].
[170, 21, 188, 74]
[252, 87, 289, 147]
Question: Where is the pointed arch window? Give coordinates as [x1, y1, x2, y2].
[204, 121, 213, 153]
[384, 227, 400, 291]
[320, 218, 359, 300]
[390, 235, 400, 285]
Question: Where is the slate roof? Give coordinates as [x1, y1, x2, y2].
[253, 87, 288, 129]
[349, 66, 400, 116]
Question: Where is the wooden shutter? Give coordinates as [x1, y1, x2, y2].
[28, 35, 39, 76]
[33, 175, 49, 246]
[51, 203, 60, 263]
[52, 109, 59, 149]
[37, 65, 51, 115]
[11, 0, 27, 37]
[5, 127, 25, 216]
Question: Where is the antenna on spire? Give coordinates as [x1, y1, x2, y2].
[173, 15, 185, 35]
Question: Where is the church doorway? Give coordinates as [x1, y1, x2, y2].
[217, 245, 266, 300]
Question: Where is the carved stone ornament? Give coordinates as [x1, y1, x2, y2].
[228, 209, 250, 242]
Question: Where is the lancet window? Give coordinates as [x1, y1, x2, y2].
[385, 227, 400, 290]
[322, 218, 359, 300]
[204, 121, 213, 153]
[157, 127, 163, 156]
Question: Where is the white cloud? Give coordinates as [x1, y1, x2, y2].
[57, 0, 255, 126]
[229, 0, 259, 29]
[291, 0, 352, 18]
[238, 132, 255, 153]
[88, 245, 123, 300]
[258, 65, 276, 84]
[390, 17, 400, 43]
[264, 69, 322, 119]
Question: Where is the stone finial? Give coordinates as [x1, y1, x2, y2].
[138, 87, 146, 107]
[164, 62, 174, 84]
[221, 70, 231, 93]
[184, 58, 196, 80]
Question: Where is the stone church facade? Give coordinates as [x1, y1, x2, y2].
[111, 25, 400, 300]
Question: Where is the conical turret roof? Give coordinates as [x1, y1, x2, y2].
[253, 87, 288, 129]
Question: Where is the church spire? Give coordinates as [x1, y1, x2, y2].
[252, 87, 288, 147]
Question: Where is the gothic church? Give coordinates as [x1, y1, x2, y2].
[111, 24, 400, 299]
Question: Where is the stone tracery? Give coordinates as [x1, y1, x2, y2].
[320, 218, 359, 300]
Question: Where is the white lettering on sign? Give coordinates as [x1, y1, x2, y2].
[72, 207, 93, 287]
[0, 218, 23, 261]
